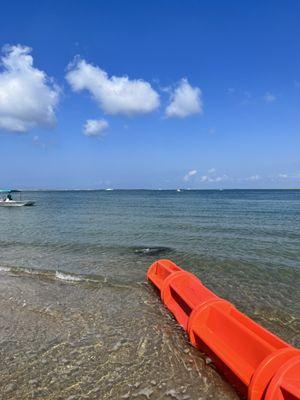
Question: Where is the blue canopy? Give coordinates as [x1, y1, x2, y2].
[0, 189, 20, 193]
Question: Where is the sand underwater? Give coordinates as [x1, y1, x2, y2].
[0, 270, 240, 400]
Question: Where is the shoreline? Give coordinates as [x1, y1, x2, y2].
[0, 271, 238, 400]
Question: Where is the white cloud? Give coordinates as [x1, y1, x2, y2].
[276, 172, 300, 180]
[200, 168, 228, 183]
[246, 174, 261, 181]
[200, 175, 228, 183]
[66, 58, 160, 116]
[183, 169, 197, 182]
[263, 92, 276, 103]
[83, 119, 109, 137]
[165, 78, 203, 118]
[0, 45, 60, 133]
[277, 173, 288, 179]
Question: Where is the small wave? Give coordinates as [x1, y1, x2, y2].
[0, 266, 11, 272]
[55, 271, 82, 282]
[23, 268, 42, 275]
[0, 264, 139, 290]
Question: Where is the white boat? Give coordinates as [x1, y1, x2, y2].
[0, 190, 35, 207]
[0, 200, 35, 207]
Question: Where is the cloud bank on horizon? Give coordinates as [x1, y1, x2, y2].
[183, 169, 197, 181]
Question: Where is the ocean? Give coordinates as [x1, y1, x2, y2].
[0, 190, 299, 399]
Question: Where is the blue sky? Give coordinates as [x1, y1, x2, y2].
[0, 0, 299, 189]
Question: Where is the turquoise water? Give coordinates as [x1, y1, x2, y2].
[0, 190, 299, 399]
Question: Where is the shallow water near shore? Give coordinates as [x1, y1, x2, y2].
[0, 190, 299, 399]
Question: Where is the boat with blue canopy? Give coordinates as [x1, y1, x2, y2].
[0, 189, 35, 207]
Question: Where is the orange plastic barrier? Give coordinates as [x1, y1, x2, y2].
[147, 259, 300, 400]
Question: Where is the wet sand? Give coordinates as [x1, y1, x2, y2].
[0, 271, 238, 400]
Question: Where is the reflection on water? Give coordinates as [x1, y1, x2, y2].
[0, 190, 299, 398]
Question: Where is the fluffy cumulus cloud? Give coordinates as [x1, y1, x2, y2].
[183, 169, 197, 182]
[0, 45, 60, 133]
[83, 119, 109, 137]
[165, 78, 203, 118]
[66, 58, 160, 116]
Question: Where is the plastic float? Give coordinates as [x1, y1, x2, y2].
[147, 259, 300, 400]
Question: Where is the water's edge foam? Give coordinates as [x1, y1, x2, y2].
[0, 264, 141, 289]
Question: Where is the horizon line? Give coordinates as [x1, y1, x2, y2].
[11, 188, 300, 192]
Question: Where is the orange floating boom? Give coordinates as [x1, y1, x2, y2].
[147, 259, 300, 400]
